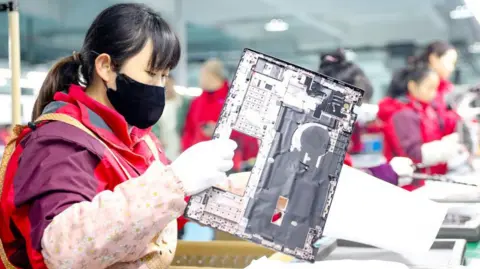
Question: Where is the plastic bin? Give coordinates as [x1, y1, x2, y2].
[171, 240, 275, 268]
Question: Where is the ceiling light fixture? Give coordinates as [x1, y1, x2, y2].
[264, 19, 289, 32]
[464, 0, 480, 24]
[174, 85, 203, 97]
[450, 5, 474, 20]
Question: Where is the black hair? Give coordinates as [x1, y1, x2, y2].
[32, 3, 181, 120]
[413, 41, 455, 65]
[387, 62, 435, 98]
[319, 49, 373, 102]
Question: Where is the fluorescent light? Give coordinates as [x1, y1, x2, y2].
[450, 5, 474, 20]
[174, 85, 203, 97]
[187, 87, 203, 97]
[465, 0, 480, 23]
[264, 19, 289, 32]
[0, 77, 6, 87]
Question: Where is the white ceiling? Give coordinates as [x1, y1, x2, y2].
[12, 0, 478, 52]
[0, 0, 479, 94]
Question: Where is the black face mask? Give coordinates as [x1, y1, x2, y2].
[106, 74, 166, 129]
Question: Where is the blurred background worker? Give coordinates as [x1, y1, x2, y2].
[319, 49, 415, 187]
[318, 49, 377, 155]
[153, 76, 183, 160]
[181, 58, 228, 151]
[382, 62, 465, 190]
[379, 42, 460, 144]
[182, 58, 258, 172]
[414, 41, 458, 112]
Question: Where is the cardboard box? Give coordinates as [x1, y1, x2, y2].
[171, 240, 275, 268]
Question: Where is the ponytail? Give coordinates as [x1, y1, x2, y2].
[414, 41, 454, 66]
[31, 53, 81, 121]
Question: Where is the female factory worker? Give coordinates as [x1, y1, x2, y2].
[415, 41, 458, 111]
[0, 3, 237, 269]
[319, 50, 414, 187]
[379, 42, 460, 142]
[382, 62, 464, 191]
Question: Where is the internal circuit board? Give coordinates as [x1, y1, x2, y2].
[185, 49, 364, 262]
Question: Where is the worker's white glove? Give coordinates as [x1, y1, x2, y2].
[421, 133, 464, 166]
[170, 139, 237, 196]
[389, 157, 414, 187]
[354, 103, 379, 125]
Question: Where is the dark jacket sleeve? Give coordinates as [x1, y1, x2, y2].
[384, 109, 423, 162]
[13, 122, 103, 251]
[363, 164, 399, 186]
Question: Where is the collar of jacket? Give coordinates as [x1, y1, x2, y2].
[52, 84, 151, 151]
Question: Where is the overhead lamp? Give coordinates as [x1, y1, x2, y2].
[174, 85, 203, 97]
[264, 19, 289, 32]
[465, 0, 480, 24]
[450, 5, 474, 20]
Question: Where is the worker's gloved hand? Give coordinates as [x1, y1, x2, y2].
[170, 139, 237, 196]
[354, 103, 379, 125]
[421, 133, 464, 166]
[389, 157, 414, 187]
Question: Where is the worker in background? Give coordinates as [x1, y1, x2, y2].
[152, 76, 182, 160]
[414, 41, 457, 111]
[381, 62, 465, 191]
[319, 49, 378, 155]
[379, 42, 461, 136]
[181, 59, 228, 151]
[0, 4, 238, 268]
[319, 49, 415, 187]
[181, 58, 259, 171]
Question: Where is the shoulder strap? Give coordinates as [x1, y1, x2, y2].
[0, 127, 22, 268]
[0, 114, 165, 268]
[143, 135, 161, 162]
[34, 113, 133, 180]
[0, 113, 135, 268]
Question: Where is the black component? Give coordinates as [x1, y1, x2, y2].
[313, 105, 322, 118]
[265, 84, 273, 90]
[307, 81, 326, 97]
[0, 1, 17, 12]
[326, 92, 346, 118]
[27, 122, 37, 131]
[318, 113, 338, 129]
[246, 106, 334, 253]
[304, 76, 313, 89]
